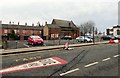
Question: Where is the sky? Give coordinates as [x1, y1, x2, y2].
[0, 0, 119, 32]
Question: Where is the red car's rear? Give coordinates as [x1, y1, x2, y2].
[27, 36, 44, 45]
[109, 39, 120, 43]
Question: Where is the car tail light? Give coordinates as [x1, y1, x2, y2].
[109, 40, 114, 43]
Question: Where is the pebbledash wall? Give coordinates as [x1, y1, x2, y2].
[0, 19, 80, 40]
[106, 25, 120, 37]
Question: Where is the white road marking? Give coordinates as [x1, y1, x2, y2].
[60, 68, 79, 76]
[102, 58, 111, 62]
[84, 62, 98, 68]
[113, 55, 119, 58]
[0, 57, 67, 74]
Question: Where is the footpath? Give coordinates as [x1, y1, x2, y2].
[0, 41, 109, 55]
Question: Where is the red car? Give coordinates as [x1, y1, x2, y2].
[27, 36, 44, 45]
[109, 39, 120, 43]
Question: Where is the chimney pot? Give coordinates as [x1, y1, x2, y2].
[0, 20, 2, 24]
[32, 23, 34, 26]
[18, 22, 20, 25]
[25, 22, 27, 26]
[45, 21, 47, 25]
[9, 21, 11, 24]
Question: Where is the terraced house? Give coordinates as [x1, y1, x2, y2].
[0, 19, 80, 40]
[0, 21, 43, 40]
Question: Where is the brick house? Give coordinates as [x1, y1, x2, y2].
[43, 23, 61, 40]
[43, 19, 79, 40]
[0, 23, 44, 40]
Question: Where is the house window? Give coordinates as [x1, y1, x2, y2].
[23, 30, 26, 34]
[17, 30, 19, 33]
[39, 31, 41, 34]
[117, 30, 120, 35]
[55, 34, 58, 38]
[51, 34, 54, 38]
[14, 30, 17, 34]
[4, 29, 7, 33]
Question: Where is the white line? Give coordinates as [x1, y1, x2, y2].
[113, 55, 119, 58]
[84, 62, 98, 68]
[60, 68, 79, 76]
[102, 58, 111, 62]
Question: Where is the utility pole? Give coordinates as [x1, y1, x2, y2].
[93, 27, 95, 44]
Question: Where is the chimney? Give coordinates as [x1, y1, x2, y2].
[12, 22, 14, 24]
[37, 22, 40, 26]
[18, 22, 20, 25]
[25, 22, 27, 26]
[45, 21, 47, 25]
[69, 22, 71, 27]
[32, 23, 34, 26]
[9, 21, 11, 25]
[0, 20, 2, 25]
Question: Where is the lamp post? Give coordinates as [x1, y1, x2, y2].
[83, 25, 85, 43]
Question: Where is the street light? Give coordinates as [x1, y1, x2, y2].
[93, 26, 95, 44]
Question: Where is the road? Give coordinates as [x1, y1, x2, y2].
[1, 43, 119, 77]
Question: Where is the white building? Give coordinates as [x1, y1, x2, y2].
[106, 25, 120, 37]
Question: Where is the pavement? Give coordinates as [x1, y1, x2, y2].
[0, 41, 109, 55]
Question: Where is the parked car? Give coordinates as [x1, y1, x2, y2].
[61, 35, 72, 40]
[76, 36, 93, 42]
[27, 35, 44, 45]
[101, 35, 114, 40]
[109, 38, 120, 43]
[85, 35, 93, 39]
[101, 35, 120, 40]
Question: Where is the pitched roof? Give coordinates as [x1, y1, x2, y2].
[52, 19, 77, 28]
[113, 25, 120, 28]
[1, 24, 44, 30]
[47, 24, 60, 28]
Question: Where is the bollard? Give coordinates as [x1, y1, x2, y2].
[15, 41, 18, 49]
[4, 39, 8, 50]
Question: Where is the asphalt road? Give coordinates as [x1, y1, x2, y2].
[1, 43, 119, 77]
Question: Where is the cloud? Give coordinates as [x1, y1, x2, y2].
[0, 0, 119, 32]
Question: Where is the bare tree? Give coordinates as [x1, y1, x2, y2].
[79, 21, 95, 35]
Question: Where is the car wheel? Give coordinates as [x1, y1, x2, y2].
[85, 40, 87, 43]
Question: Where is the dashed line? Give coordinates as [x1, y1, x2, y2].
[84, 62, 98, 68]
[102, 58, 111, 62]
[60, 68, 79, 76]
[113, 55, 119, 58]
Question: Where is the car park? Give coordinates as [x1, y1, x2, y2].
[76, 36, 93, 42]
[61, 35, 72, 40]
[27, 35, 44, 46]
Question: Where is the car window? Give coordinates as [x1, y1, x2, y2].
[30, 36, 41, 39]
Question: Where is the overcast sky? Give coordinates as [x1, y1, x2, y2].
[0, 0, 119, 32]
